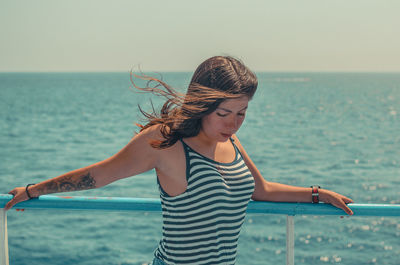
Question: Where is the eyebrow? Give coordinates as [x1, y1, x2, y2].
[217, 106, 248, 113]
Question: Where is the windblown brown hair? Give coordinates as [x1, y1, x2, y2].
[130, 56, 258, 149]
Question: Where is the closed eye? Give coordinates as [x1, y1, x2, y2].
[217, 112, 246, 117]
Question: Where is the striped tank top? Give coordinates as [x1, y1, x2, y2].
[154, 138, 255, 265]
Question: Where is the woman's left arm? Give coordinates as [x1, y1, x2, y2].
[232, 135, 354, 215]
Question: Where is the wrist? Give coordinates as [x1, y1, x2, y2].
[318, 188, 328, 203]
[26, 184, 39, 199]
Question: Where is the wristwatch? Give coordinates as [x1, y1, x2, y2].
[310, 185, 321, 203]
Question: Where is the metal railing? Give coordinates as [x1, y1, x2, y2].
[1, 194, 400, 265]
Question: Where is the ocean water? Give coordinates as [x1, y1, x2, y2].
[1, 72, 399, 265]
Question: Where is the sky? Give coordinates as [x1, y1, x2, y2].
[0, 0, 399, 72]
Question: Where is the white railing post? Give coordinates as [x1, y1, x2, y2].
[286, 215, 294, 265]
[0, 209, 9, 265]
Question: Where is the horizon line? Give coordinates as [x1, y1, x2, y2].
[1, 70, 400, 74]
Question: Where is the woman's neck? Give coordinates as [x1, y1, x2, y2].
[188, 130, 218, 147]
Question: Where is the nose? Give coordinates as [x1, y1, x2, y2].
[226, 116, 240, 131]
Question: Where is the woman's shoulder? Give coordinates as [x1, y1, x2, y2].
[138, 124, 182, 152]
[140, 125, 185, 169]
[138, 124, 164, 138]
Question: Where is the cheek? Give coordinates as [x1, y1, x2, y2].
[202, 115, 223, 132]
[237, 118, 245, 128]
[239, 115, 246, 125]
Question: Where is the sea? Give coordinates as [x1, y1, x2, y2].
[0, 72, 399, 265]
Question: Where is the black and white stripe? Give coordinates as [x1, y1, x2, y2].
[154, 139, 255, 265]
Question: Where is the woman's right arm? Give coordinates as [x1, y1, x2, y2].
[5, 126, 161, 211]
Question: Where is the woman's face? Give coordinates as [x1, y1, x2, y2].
[200, 96, 249, 142]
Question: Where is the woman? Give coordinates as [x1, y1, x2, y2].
[6, 56, 353, 265]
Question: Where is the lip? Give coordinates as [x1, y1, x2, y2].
[221, 133, 232, 138]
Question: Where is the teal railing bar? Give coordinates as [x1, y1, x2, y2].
[1, 194, 400, 265]
[0, 195, 161, 212]
[1, 194, 400, 216]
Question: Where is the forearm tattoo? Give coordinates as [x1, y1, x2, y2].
[37, 172, 96, 195]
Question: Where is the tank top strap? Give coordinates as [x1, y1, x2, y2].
[230, 137, 244, 160]
[179, 138, 189, 149]
[179, 139, 192, 158]
[179, 139, 192, 181]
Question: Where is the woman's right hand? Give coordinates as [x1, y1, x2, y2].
[5, 187, 30, 211]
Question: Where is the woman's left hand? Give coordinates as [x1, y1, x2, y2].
[319, 189, 354, 216]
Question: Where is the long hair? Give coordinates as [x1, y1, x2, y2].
[131, 56, 258, 149]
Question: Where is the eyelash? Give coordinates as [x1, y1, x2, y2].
[216, 113, 246, 117]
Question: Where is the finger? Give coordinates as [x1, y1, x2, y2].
[332, 200, 353, 216]
[5, 196, 21, 211]
[341, 197, 354, 214]
[342, 196, 354, 204]
[6, 197, 22, 211]
[4, 200, 15, 211]
[341, 203, 353, 216]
